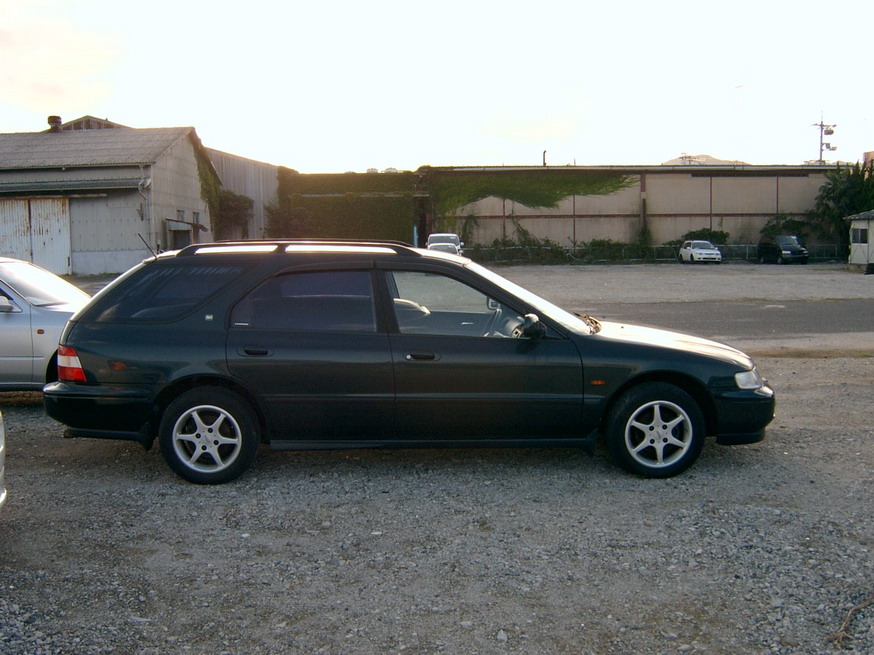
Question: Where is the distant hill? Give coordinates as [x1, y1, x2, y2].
[661, 154, 750, 166]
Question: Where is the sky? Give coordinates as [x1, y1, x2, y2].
[2, 0, 872, 173]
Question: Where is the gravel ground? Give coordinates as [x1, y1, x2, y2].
[1, 263, 873, 655]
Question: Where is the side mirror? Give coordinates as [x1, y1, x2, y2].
[0, 296, 16, 313]
[512, 313, 545, 339]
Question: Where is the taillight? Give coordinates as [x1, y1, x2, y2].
[57, 346, 87, 383]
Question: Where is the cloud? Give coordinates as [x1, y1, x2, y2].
[0, 9, 120, 114]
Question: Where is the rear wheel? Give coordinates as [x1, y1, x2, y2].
[605, 382, 704, 478]
[159, 387, 260, 484]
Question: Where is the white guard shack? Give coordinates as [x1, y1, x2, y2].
[846, 209, 874, 271]
[0, 116, 216, 275]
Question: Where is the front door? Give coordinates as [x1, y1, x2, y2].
[383, 269, 584, 441]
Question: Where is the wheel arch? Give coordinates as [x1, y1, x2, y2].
[599, 371, 718, 436]
[151, 376, 270, 444]
[44, 350, 59, 384]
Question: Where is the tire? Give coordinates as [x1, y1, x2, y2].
[159, 387, 260, 484]
[605, 382, 704, 478]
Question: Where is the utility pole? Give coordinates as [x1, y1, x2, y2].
[813, 117, 837, 164]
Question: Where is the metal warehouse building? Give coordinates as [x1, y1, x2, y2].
[0, 117, 216, 274]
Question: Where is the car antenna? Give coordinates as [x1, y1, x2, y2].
[138, 233, 157, 260]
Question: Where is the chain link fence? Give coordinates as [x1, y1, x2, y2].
[467, 244, 844, 265]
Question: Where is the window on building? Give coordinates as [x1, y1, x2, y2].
[852, 228, 869, 244]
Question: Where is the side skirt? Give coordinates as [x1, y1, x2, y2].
[269, 430, 600, 455]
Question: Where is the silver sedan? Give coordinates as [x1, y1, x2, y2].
[0, 257, 90, 391]
[0, 410, 6, 509]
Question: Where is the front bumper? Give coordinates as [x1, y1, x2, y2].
[712, 384, 775, 445]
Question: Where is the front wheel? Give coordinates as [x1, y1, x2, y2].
[605, 383, 704, 478]
[159, 387, 260, 484]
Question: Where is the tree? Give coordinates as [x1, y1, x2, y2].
[214, 190, 254, 240]
[811, 161, 874, 252]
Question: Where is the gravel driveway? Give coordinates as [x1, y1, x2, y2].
[1, 263, 873, 655]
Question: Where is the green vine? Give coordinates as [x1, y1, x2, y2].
[423, 169, 636, 216]
[189, 132, 222, 230]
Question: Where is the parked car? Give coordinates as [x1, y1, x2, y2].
[0, 410, 6, 509]
[426, 232, 463, 255]
[427, 242, 461, 255]
[0, 257, 91, 391]
[678, 240, 722, 264]
[757, 235, 809, 264]
[44, 240, 774, 484]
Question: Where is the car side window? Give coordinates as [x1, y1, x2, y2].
[387, 271, 523, 337]
[231, 270, 376, 332]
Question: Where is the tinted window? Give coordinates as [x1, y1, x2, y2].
[91, 263, 246, 322]
[776, 235, 803, 247]
[231, 270, 376, 332]
[388, 270, 520, 337]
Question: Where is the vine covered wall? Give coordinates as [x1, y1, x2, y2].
[269, 168, 418, 240]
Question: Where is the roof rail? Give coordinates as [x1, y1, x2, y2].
[175, 239, 419, 257]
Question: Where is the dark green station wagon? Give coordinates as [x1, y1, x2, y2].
[44, 240, 775, 484]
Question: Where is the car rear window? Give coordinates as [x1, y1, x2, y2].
[89, 263, 248, 322]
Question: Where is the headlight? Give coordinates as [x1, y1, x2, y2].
[735, 369, 763, 390]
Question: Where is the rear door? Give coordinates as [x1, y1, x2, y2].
[226, 268, 394, 442]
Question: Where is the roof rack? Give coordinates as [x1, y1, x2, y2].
[175, 239, 419, 257]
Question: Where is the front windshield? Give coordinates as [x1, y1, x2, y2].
[0, 261, 90, 306]
[777, 235, 803, 246]
[693, 241, 714, 249]
[467, 261, 594, 334]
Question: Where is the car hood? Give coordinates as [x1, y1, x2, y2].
[596, 320, 752, 367]
[34, 302, 86, 315]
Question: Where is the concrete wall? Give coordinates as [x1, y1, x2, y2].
[450, 168, 833, 247]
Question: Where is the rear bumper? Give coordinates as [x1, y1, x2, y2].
[43, 382, 154, 444]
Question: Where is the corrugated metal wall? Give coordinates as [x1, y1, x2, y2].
[0, 197, 72, 273]
[208, 149, 278, 238]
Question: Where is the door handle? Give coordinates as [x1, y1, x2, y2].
[405, 352, 437, 361]
[240, 346, 270, 356]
